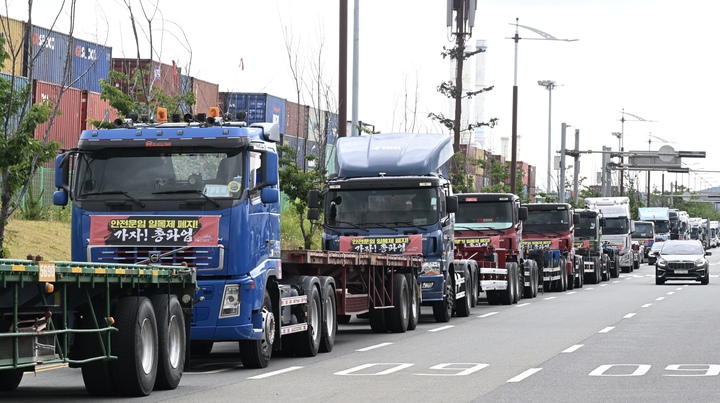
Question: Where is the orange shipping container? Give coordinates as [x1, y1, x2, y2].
[0, 16, 26, 77]
[34, 80, 82, 150]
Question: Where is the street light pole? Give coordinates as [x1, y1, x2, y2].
[507, 20, 577, 195]
[538, 80, 557, 195]
[618, 109, 654, 196]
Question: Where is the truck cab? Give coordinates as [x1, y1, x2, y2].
[584, 197, 634, 275]
[574, 209, 610, 283]
[631, 220, 655, 266]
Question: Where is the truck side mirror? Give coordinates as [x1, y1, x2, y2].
[261, 188, 279, 204]
[260, 151, 279, 187]
[573, 213, 580, 225]
[446, 195, 458, 213]
[308, 190, 319, 207]
[519, 207, 528, 221]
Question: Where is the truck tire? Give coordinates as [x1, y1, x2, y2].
[531, 260, 539, 297]
[388, 273, 410, 332]
[469, 269, 478, 307]
[111, 296, 158, 397]
[486, 290, 501, 305]
[500, 263, 516, 305]
[0, 369, 23, 391]
[432, 276, 453, 322]
[455, 268, 471, 318]
[405, 273, 420, 331]
[523, 261, 533, 298]
[319, 281, 337, 353]
[239, 290, 275, 367]
[576, 262, 584, 288]
[294, 285, 322, 356]
[152, 294, 185, 390]
[610, 256, 620, 278]
[514, 263, 523, 302]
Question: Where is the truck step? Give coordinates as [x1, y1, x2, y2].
[280, 295, 308, 307]
[281, 323, 308, 335]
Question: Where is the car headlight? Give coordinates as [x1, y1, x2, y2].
[220, 284, 240, 318]
[695, 259, 706, 268]
[421, 261, 441, 275]
[656, 258, 667, 268]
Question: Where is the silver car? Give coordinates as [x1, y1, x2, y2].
[654, 240, 711, 285]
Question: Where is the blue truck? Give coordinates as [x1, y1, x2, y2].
[35, 109, 426, 390]
[311, 133, 473, 326]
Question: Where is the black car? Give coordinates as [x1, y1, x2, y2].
[654, 240, 711, 285]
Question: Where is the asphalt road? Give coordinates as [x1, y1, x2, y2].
[6, 250, 720, 402]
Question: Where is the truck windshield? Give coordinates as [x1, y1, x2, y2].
[574, 215, 597, 237]
[325, 187, 438, 228]
[74, 148, 246, 200]
[455, 201, 513, 230]
[631, 223, 654, 238]
[603, 217, 628, 235]
[524, 209, 571, 233]
[653, 221, 670, 234]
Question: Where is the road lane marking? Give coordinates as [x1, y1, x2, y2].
[585, 287, 594, 290]
[543, 296, 557, 301]
[666, 291, 675, 295]
[599, 326, 615, 333]
[248, 366, 303, 379]
[656, 297, 665, 301]
[515, 303, 531, 308]
[507, 368, 542, 382]
[624, 313, 636, 319]
[600, 284, 608, 287]
[562, 344, 584, 353]
[356, 342, 393, 352]
[613, 281, 621, 283]
[566, 291, 577, 295]
[478, 312, 499, 318]
[625, 277, 632, 280]
[429, 325, 454, 332]
[676, 287, 684, 290]
[641, 303, 652, 308]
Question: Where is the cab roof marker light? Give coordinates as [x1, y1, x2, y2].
[419, 182, 432, 186]
[329, 184, 341, 189]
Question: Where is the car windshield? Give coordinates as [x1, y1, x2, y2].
[661, 242, 703, 255]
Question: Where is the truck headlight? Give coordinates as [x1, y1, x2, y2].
[421, 262, 441, 275]
[220, 284, 240, 318]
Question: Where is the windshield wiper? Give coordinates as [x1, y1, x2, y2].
[388, 221, 426, 231]
[82, 191, 145, 208]
[152, 189, 220, 207]
[364, 222, 399, 233]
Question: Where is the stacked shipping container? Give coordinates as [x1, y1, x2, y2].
[0, 16, 25, 77]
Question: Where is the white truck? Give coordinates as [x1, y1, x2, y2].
[638, 207, 670, 241]
[584, 197, 635, 274]
[710, 221, 719, 248]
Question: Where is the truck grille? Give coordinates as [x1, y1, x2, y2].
[89, 245, 222, 269]
[668, 262, 694, 270]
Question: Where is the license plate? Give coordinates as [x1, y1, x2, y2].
[674, 269, 688, 274]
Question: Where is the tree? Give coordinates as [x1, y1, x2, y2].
[277, 145, 321, 249]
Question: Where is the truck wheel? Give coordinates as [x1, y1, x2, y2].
[111, 296, 158, 397]
[239, 290, 275, 367]
[634, 257, 640, 271]
[294, 285, 322, 356]
[0, 369, 23, 391]
[190, 341, 214, 355]
[500, 264, 515, 305]
[576, 263, 584, 288]
[337, 315, 351, 325]
[319, 282, 337, 353]
[531, 260, 539, 297]
[388, 274, 410, 332]
[152, 294, 185, 390]
[560, 258, 568, 292]
[514, 263, 523, 302]
[523, 261, 534, 298]
[470, 270, 478, 307]
[455, 268, 471, 318]
[432, 276, 453, 322]
[567, 260, 575, 291]
[610, 256, 620, 278]
[405, 273, 420, 331]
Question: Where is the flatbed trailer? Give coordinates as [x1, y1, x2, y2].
[0, 258, 195, 396]
[280, 250, 423, 332]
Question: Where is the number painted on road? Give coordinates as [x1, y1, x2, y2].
[414, 363, 489, 376]
[335, 363, 414, 376]
[589, 364, 651, 376]
[664, 365, 720, 376]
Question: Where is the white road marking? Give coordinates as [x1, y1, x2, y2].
[624, 313, 636, 319]
[248, 366, 303, 379]
[562, 344, 584, 353]
[507, 368, 542, 383]
[515, 303, 531, 308]
[478, 312, 499, 318]
[356, 342, 393, 352]
[543, 296, 557, 301]
[613, 281, 621, 283]
[641, 303, 652, 308]
[625, 277, 632, 280]
[666, 291, 675, 295]
[600, 284, 608, 287]
[656, 297, 665, 301]
[585, 287, 594, 290]
[566, 291, 577, 295]
[429, 325, 454, 332]
[599, 326, 615, 333]
[676, 287, 683, 291]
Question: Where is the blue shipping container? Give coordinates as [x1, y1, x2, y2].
[71, 37, 112, 93]
[324, 111, 338, 145]
[222, 92, 286, 130]
[0, 72, 31, 132]
[28, 25, 72, 86]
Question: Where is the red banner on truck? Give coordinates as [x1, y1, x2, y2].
[339, 235, 423, 254]
[90, 215, 220, 246]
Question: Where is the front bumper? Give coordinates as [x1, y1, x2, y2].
[656, 265, 708, 282]
[419, 273, 445, 302]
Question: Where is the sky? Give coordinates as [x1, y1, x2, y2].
[4, 0, 720, 193]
